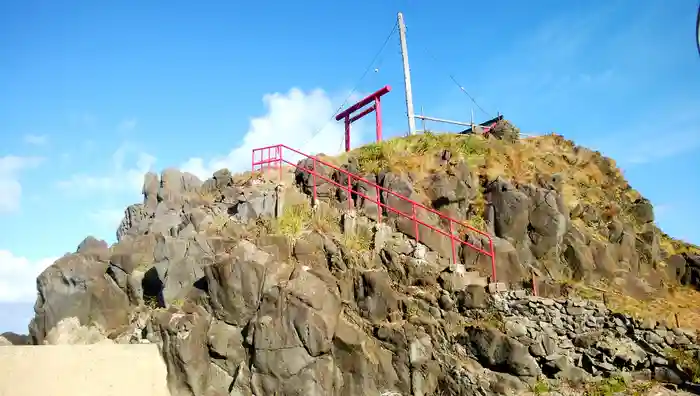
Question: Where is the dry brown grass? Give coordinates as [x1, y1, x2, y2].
[484, 140, 536, 183]
[351, 132, 623, 232]
[524, 376, 666, 396]
[206, 213, 231, 234]
[310, 204, 340, 234]
[349, 129, 700, 261]
[340, 225, 373, 253]
[255, 199, 343, 241]
[350, 132, 627, 213]
[660, 233, 700, 256]
[666, 347, 700, 383]
[351, 132, 488, 175]
[271, 202, 312, 239]
[464, 311, 505, 332]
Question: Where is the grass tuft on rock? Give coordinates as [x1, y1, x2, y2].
[273, 202, 313, 239]
[340, 226, 373, 253]
[530, 378, 551, 395]
[261, 200, 342, 240]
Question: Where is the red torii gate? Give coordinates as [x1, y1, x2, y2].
[335, 85, 391, 152]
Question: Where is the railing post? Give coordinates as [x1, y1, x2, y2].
[412, 204, 419, 243]
[375, 185, 381, 222]
[532, 269, 538, 297]
[278, 146, 282, 181]
[449, 219, 457, 266]
[312, 157, 318, 206]
[489, 238, 496, 283]
[347, 174, 352, 209]
[251, 150, 255, 172]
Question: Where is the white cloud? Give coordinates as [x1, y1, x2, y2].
[23, 134, 49, 146]
[56, 88, 366, 197]
[0, 250, 57, 303]
[181, 87, 367, 180]
[57, 145, 156, 195]
[0, 155, 43, 213]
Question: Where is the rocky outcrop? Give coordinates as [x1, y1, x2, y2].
[667, 253, 700, 289]
[486, 120, 520, 142]
[483, 293, 700, 387]
[14, 137, 700, 396]
[29, 243, 130, 345]
[292, 151, 675, 293]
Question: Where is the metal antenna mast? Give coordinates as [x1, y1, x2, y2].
[397, 12, 417, 136]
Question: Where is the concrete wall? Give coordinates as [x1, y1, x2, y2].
[0, 344, 171, 396]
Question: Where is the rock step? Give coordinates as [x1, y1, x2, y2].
[488, 282, 508, 294]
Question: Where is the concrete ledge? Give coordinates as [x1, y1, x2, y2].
[0, 344, 170, 396]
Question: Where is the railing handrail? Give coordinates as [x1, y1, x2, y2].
[252, 144, 497, 282]
[253, 144, 492, 239]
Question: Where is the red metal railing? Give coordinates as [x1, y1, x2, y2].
[251, 144, 498, 282]
[251, 145, 283, 180]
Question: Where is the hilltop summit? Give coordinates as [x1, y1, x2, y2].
[10, 121, 700, 395]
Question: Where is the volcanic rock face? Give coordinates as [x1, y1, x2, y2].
[18, 132, 700, 395]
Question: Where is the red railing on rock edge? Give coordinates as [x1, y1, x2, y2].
[251, 144, 497, 282]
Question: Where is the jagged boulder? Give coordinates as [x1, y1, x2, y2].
[667, 253, 700, 288]
[460, 326, 542, 377]
[422, 161, 478, 221]
[205, 240, 293, 327]
[29, 237, 130, 344]
[117, 168, 203, 241]
[153, 305, 213, 396]
[248, 269, 342, 395]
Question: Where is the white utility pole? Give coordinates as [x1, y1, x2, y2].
[397, 12, 417, 136]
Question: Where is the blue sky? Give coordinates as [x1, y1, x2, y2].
[1, 0, 698, 333]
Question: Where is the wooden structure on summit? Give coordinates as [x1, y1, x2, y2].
[460, 114, 503, 134]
